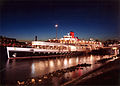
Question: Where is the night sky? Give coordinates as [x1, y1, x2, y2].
[0, 0, 119, 41]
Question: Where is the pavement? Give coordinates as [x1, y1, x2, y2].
[77, 68, 120, 86]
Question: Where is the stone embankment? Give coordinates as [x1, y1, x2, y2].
[62, 55, 120, 86]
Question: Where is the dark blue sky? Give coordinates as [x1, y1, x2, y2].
[0, 0, 119, 41]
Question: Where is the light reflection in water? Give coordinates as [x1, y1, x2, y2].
[3, 55, 113, 85]
[76, 57, 79, 64]
[69, 58, 72, 64]
[49, 60, 54, 68]
[31, 64, 35, 75]
[64, 59, 68, 66]
[90, 55, 94, 64]
[57, 59, 61, 67]
[45, 61, 48, 68]
[49, 60, 55, 72]
[30, 55, 105, 77]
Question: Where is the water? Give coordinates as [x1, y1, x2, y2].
[0, 55, 112, 85]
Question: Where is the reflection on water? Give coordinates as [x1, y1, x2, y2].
[0, 55, 111, 85]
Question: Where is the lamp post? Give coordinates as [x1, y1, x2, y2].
[55, 24, 58, 40]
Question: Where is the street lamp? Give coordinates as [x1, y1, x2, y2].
[55, 24, 58, 40]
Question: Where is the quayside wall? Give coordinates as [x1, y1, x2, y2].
[0, 47, 8, 63]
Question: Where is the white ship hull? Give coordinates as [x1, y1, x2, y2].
[7, 46, 87, 59]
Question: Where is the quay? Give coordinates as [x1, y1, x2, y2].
[61, 55, 120, 86]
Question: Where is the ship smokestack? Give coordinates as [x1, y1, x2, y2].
[70, 31, 74, 38]
[35, 36, 37, 41]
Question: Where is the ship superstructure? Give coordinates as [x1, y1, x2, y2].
[32, 31, 103, 51]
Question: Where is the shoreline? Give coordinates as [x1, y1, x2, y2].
[61, 55, 120, 86]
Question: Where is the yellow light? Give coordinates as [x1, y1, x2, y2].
[17, 81, 25, 85]
[44, 76, 48, 79]
[31, 78, 35, 83]
[112, 47, 117, 50]
[39, 79, 42, 82]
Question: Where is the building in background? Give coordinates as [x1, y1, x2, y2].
[0, 36, 31, 47]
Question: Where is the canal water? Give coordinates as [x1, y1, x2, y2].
[0, 55, 112, 85]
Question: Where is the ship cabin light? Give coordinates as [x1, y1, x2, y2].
[99, 42, 101, 44]
[48, 39, 51, 41]
[112, 47, 117, 50]
[37, 46, 39, 48]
